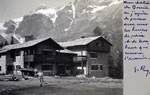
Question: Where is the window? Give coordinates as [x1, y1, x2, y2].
[24, 50, 30, 55]
[42, 49, 55, 55]
[30, 49, 35, 55]
[96, 42, 102, 47]
[0, 66, 1, 71]
[7, 65, 14, 71]
[24, 49, 34, 55]
[15, 51, 21, 56]
[42, 65, 53, 70]
[24, 50, 27, 55]
[90, 52, 98, 58]
[24, 62, 28, 68]
[42, 50, 53, 55]
[91, 65, 99, 70]
[10, 52, 15, 58]
[100, 65, 103, 70]
[91, 65, 103, 71]
[66, 65, 71, 70]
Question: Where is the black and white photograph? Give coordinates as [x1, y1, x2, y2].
[0, 0, 123, 95]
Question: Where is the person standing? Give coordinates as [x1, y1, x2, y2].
[37, 71, 44, 87]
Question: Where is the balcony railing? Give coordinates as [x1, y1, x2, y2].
[24, 54, 56, 62]
[24, 55, 34, 62]
[73, 56, 87, 62]
[24, 54, 77, 63]
[56, 56, 73, 62]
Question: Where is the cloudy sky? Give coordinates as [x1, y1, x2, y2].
[0, 0, 74, 23]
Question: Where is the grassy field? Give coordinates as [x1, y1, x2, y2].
[13, 85, 122, 95]
[0, 76, 123, 95]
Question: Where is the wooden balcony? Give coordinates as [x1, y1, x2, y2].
[24, 55, 34, 62]
[56, 56, 73, 63]
[24, 54, 56, 62]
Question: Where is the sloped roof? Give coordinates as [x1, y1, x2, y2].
[0, 37, 63, 53]
[59, 36, 112, 48]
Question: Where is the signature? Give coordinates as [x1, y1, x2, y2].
[134, 65, 150, 77]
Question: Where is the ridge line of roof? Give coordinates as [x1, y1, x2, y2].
[58, 36, 112, 47]
[0, 37, 62, 53]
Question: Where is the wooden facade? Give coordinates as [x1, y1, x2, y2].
[59, 36, 112, 77]
[0, 37, 76, 76]
[0, 36, 112, 77]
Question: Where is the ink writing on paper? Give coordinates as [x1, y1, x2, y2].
[124, 0, 150, 77]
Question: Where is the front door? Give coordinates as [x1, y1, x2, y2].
[6, 65, 14, 74]
[57, 65, 66, 75]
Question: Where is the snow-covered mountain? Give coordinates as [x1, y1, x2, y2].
[3, 0, 122, 40]
[0, 21, 25, 45]
[0, 23, 6, 45]
[1, 0, 122, 52]
[0, 23, 6, 30]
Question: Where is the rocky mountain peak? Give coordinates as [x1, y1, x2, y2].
[0, 0, 123, 51]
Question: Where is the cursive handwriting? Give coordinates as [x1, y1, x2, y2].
[134, 66, 150, 77]
[124, 0, 150, 61]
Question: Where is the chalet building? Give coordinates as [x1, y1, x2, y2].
[0, 37, 76, 76]
[0, 36, 112, 77]
[59, 36, 112, 77]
